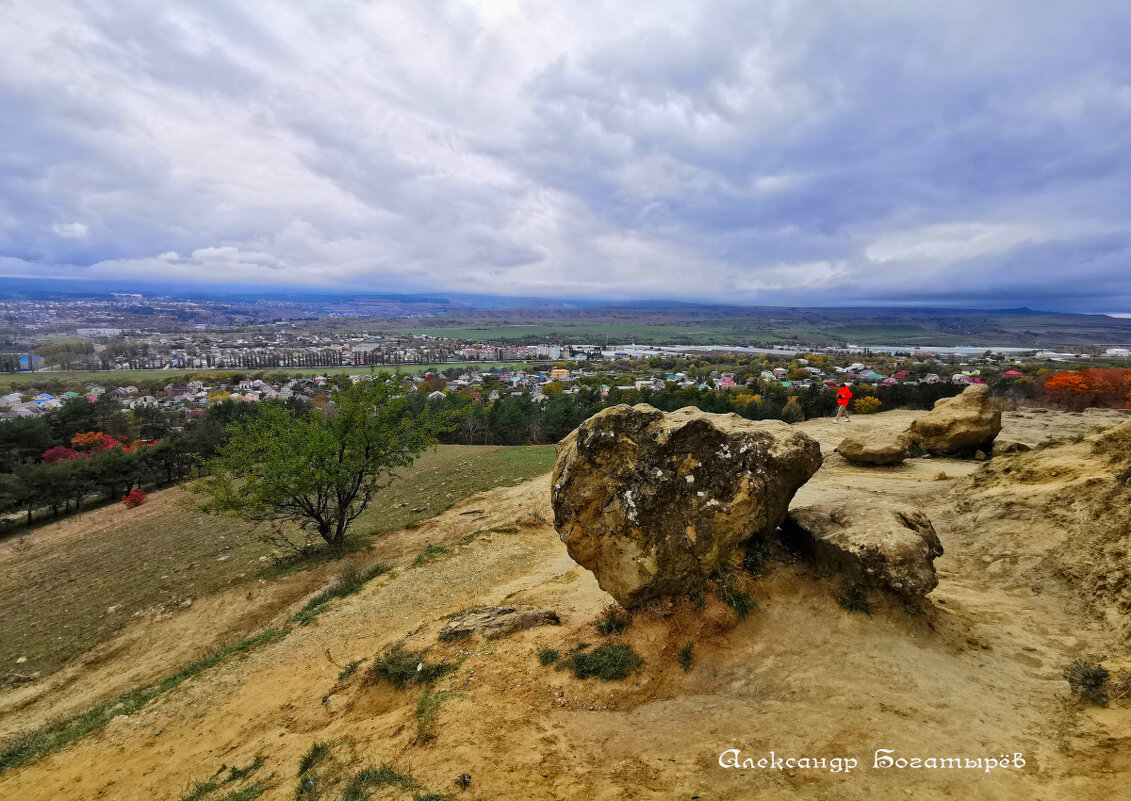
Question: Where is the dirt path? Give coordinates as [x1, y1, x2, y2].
[0, 409, 1127, 800]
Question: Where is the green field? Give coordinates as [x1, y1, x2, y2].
[393, 320, 961, 346]
[393, 322, 790, 345]
[0, 444, 556, 681]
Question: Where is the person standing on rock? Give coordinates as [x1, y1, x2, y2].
[834, 383, 853, 423]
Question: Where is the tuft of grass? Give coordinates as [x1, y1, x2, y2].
[837, 582, 873, 616]
[595, 610, 627, 635]
[182, 776, 226, 801]
[560, 643, 644, 682]
[337, 660, 361, 681]
[742, 541, 776, 577]
[413, 794, 455, 801]
[415, 686, 452, 744]
[216, 786, 267, 801]
[1, 628, 286, 776]
[289, 563, 388, 626]
[226, 756, 265, 783]
[298, 742, 331, 776]
[538, 648, 560, 666]
[677, 643, 694, 673]
[1065, 658, 1110, 706]
[371, 644, 455, 690]
[713, 564, 756, 619]
[341, 764, 415, 801]
[413, 544, 449, 567]
[180, 757, 265, 801]
[294, 776, 318, 800]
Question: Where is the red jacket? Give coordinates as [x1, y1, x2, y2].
[836, 386, 853, 406]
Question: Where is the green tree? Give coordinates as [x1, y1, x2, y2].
[196, 381, 462, 548]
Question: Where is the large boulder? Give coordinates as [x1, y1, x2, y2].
[908, 384, 1002, 455]
[836, 431, 910, 465]
[551, 404, 822, 608]
[785, 501, 944, 598]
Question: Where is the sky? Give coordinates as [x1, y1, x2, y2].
[1, 0, 1130, 311]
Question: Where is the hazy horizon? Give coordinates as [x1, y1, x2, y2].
[2, 2, 1130, 312]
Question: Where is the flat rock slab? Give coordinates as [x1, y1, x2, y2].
[837, 431, 910, 465]
[786, 501, 944, 598]
[551, 404, 822, 608]
[439, 606, 561, 642]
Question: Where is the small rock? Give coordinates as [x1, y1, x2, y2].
[993, 440, 1032, 455]
[837, 432, 910, 466]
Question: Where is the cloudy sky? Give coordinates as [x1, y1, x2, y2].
[1, 1, 1129, 310]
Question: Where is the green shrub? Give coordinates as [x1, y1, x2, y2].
[595, 611, 627, 635]
[837, 582, 873, 615]
[677, 643, 694, 672]
[562, 644, 644, 682]
[538, 649, 560, 666]
[742, 542, 776, 577]
[371, 644, 455, 690]
[1065, 658, 1110, 706]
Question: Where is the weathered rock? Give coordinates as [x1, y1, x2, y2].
[908, 384, 1002, 455]
[439, 606, 560, 642]
[785, 501, 944, 598]
[993, 439, 1032, 455]
[551, 404, 823, 608]
[836, 431, 910, 465]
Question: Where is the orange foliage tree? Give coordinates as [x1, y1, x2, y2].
[1042, 369, 1131, 411]
[70, 431, 120, 452]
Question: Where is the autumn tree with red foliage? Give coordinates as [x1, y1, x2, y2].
[122, 488, 148, 508]
[42, 446, 82, 466]
[1042, 368, 1131, 411]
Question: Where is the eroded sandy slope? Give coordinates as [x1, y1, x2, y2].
[1, 408, 1128, 800]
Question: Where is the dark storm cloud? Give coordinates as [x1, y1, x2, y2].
[0, 0, 1128, 310]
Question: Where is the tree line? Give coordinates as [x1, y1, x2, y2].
[0, 372, 966, 534]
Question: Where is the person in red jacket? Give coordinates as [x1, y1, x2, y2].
[834, 383, 853, 423]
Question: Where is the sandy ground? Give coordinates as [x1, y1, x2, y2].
[1, 408, 1128, 800]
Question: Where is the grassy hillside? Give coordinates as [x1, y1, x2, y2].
[0, 444, 556, 681]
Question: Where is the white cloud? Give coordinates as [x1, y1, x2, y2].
[864, 223, 1045, 266]
[50, 222, 90, 239]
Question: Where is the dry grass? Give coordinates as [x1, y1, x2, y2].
[0, 445, 555, 681]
